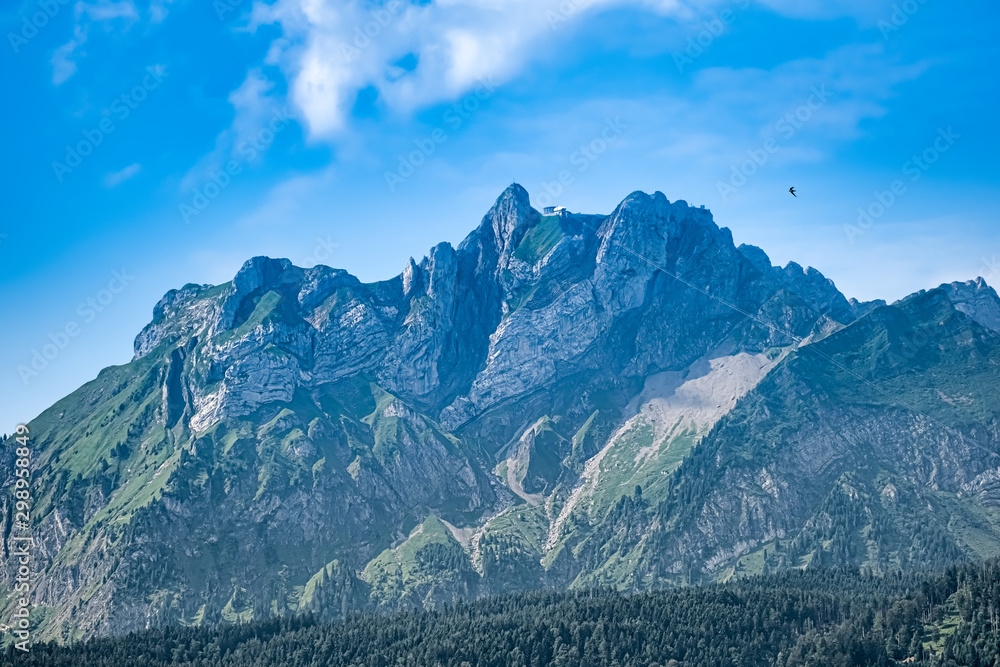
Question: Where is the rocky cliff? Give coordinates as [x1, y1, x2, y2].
[3, 185, 1000, 641]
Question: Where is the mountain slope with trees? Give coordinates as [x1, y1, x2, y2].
[3, 186, 1000, 640]
[5, 560, 999, 666]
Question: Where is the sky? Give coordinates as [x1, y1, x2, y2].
[1, 0, 999, 432]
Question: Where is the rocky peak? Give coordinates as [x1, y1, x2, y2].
[939, 277, 1000, 332]
[483, 183, 536, 262]
[597, 191, 693, 265]
[152, 283, 206, 322]
[779, 262, 854, 322]
[737, 244, 773, 276]
[217, 257, 304, 330]
[736, 247, 854, 324]
[235, 256, 300, 294]
[298, 266, 363, 312]
[133, 283, 217, 359]
[604, 190, 669, 228]
[848, 297, 888, 319]
[402, 258, 422, 297]
[426, 242, 457, 299]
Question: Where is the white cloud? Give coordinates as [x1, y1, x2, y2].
[51, 0, 139, 85]
[79, 0, 139, 22]
[755, 0, 891, 22]
[149, 0, 182, 23]
[227, 68, 282, 147]
[52, 26, 85, 85]
[692, 44, 929, 142]
[249, 0, 895, 141]
[251, 0, 688, 138]
[179, 68, 288, 191]
[104, 163, 142, 187]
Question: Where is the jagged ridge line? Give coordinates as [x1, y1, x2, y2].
[492, 207, 997, 548]
[571, 214, 1000, 464]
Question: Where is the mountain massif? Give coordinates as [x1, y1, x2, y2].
[4, 185, 1000, 642]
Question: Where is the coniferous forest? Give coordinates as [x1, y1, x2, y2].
[4, 560, 998, 667]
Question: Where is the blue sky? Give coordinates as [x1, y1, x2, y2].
[1, 0, 998, 432]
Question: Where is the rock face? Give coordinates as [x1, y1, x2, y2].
[4, 185, 1000, 641]
[937, 277, 1000, 332]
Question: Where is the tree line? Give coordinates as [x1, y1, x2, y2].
[3, 560, 998, 666]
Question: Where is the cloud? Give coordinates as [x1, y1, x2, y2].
[149, 0, 181, 23]
[179, 68, 287, 191]
[225, 38, 928, 262]
[80, 0, 139, 21]
[691, 43, 929, 142]
[50, 0, 140, 85]
[251, 0, 688, 138]
[51, 26, 86, 85]
[249, 0, 896, 141]
[755, 0, 892, 22]
[227, 69, 283, 151]
[494, 43, 926, 177]
[104, 163, 142, 187]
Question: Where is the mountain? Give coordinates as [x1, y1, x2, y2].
[3, 185, 1000, 641]
[15, 561, 1000, 666]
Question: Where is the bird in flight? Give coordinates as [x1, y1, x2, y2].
[789, 187, 797, 197]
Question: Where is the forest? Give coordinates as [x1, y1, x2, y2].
[3, 559, 998, 666]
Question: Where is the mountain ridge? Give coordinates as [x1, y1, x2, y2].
[4, 185, 1000, 642]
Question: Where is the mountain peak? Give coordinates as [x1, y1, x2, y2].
[938, 277, 1000, 332]
[737, 244, 773, 275]
[601, 191, 679, 246]
[30, 183, 1000, 642]
[481, 183, 538, 262]
[498, 181, 531, 205]
[218, 256, 303, 330]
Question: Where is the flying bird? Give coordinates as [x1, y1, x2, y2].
[789, 187, 797, 197]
